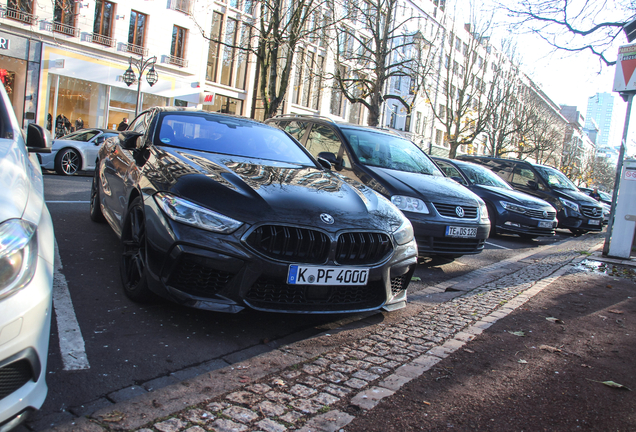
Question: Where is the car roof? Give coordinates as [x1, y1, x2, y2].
[152, 107, 272, 127]
[268, 115, 403, 137]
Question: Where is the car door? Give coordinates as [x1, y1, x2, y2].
[102, 113, 152, 229]
[85, 132, 118, 170]
[509, 165, 549, 201]
[301, 123, 360, 180]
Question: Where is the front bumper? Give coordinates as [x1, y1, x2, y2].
[0, 228, 54, 428]
[408, 215, 490, 257]
[141, 196, 418, 313]
[557, 208, 603, 231]
[495, 209, 557, 237]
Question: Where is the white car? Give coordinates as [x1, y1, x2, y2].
[0, 85, 55, 431]
[39, 128, 119, 175]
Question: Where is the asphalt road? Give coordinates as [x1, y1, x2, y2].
[31, 172, 584, 430]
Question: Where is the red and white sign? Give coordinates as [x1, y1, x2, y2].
[202, 93, 215, 105]
[624, 168, 636, 181]
[613, 44, 636, 92]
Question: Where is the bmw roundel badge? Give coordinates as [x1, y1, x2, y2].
[320, 213, 335, 224]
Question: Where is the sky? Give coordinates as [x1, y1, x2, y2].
[460, 0, 636, 156]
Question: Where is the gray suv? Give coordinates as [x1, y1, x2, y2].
[266, 116, 491, 258]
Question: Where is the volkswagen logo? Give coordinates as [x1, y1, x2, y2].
[543, 210, 548, 218]
[455, 206, 465, 218]
[320, 213, 335, 224]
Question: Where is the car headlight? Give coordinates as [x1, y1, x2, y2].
[392, 219, 414, 245]
[0, 219, 38, 301]
[391, 196, 429, 214]
[479, 202, 490, 221]
[154, 192, 243, 234]
[559, 198, 579, 213]
[501, 201, 527, 215]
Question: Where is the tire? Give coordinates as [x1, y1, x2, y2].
[89, 170, 106, 223]
[569, 228, 587, 236]
[55, 148, 81, 175]
[120, 197, 155, 302]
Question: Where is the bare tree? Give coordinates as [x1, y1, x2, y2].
[497, 0, 635, 67]
[328, 0, 428, 126]
[193, 0, 334, 120]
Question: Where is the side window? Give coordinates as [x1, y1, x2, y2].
[283, 121, 309, 143]
[512, 166, 536, 187]
[305, 124, 350, 168]
[490, 162, 514, 182]
[436, 161, 466, 185]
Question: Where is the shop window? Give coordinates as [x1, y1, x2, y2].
[170, 25, 188, 67]
[46, 74, 108, 133]
[202, 94, 243, 115]
[93, 0, 115, 46]
[7, 0, 36, 24]
[206, 12, 223, 82]
[54, 0, 78, 36]
[220, 18, 238, 86]
[128, 11, 148, 55]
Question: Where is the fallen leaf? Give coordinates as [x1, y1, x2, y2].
[518, 359, 528, 364]
[100, 411, 126, 423]
[239, 375, 249, 379]
[581, 364, 592, 368]
[546, 317, 565, 324]
[272, 378, 285, 386]
[587, 379, 631, 391]
[411, 276, 422, 281]
[423, 401, 431, 405]
[608, 310, 624, 314]
[539, 345, 562, 353]
[239, 378, 250, 383]
[606, 285, 612, 288]
[508, 331, 525, 337]
[598, 315, 608, 320]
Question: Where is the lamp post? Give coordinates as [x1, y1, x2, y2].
[122, 55, 158, 118]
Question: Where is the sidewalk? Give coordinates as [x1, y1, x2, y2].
[43, 234, 626, 432]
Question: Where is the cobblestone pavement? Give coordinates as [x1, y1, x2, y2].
[46, 235, 607, 432]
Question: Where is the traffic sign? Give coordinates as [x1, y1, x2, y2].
[613, 43, 636, 93]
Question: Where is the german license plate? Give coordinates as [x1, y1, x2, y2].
[538, 221, 553, 228]
[445, 226, 477, 238]
[287, 265, 369, 286]
[589, 219, 601, 225]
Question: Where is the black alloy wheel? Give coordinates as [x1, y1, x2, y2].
[120, 197, 155, 302]
[89, 170, 105, 223]
[55, 148, 81, 175]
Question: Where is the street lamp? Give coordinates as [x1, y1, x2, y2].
[122, 55, 159, 118]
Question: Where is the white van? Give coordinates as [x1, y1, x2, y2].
[0, 85, 54, 431]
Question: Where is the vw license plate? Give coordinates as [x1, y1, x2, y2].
[287, 265, 368, 286]
[445, 226, 477, 238]
[538, 221, 553, 228]
[589, 219, 601, 225]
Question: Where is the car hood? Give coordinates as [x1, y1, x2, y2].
[0, 138, 30, 222]
[149, 148, 405, 231]
[366, 166, 481, 206]
[553, 188, 602, 206]
[474, 185, 553, 209]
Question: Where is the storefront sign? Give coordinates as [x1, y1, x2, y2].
[202, 93, 215, 105]
[0, 38, 10, 50]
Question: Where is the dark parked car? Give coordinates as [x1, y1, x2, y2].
[265, 116, 490, 258]
[90, 108, 417, 313]
[433, 157, 557, 239]
[578, 187, 611, 224]
[457, 156, 604, 235]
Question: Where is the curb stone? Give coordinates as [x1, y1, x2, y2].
[43, 236, 604, 432]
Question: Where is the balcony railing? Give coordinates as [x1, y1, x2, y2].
[53, 21, 78, 37]
[5, 8, 37, 25]
[127, 43, 149, 56]
[166, 55, 188, 68]
[91, 33, 116, 47]
[168, 0, 191, 14]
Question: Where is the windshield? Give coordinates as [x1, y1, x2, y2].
[341, 128, 443, 176]
[534, 165, 577, 190]
[59, 130, 100, 142]
[457, 162, 512, 189]
[157, 114, 315, 165]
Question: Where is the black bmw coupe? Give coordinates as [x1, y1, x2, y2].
[90, 108, 417, 313]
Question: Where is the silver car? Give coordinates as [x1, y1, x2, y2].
[39, 128, 118, 175]
[0, 85, 54, 430]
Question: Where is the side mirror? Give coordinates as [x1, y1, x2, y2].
[95, 136, 105, 145]
[317, 157, 332, 170]
[527, 180, 539, 190]
[119, 131, 144, 150]
[26, 123, 51, 153]
[317, 151, 341, 169]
